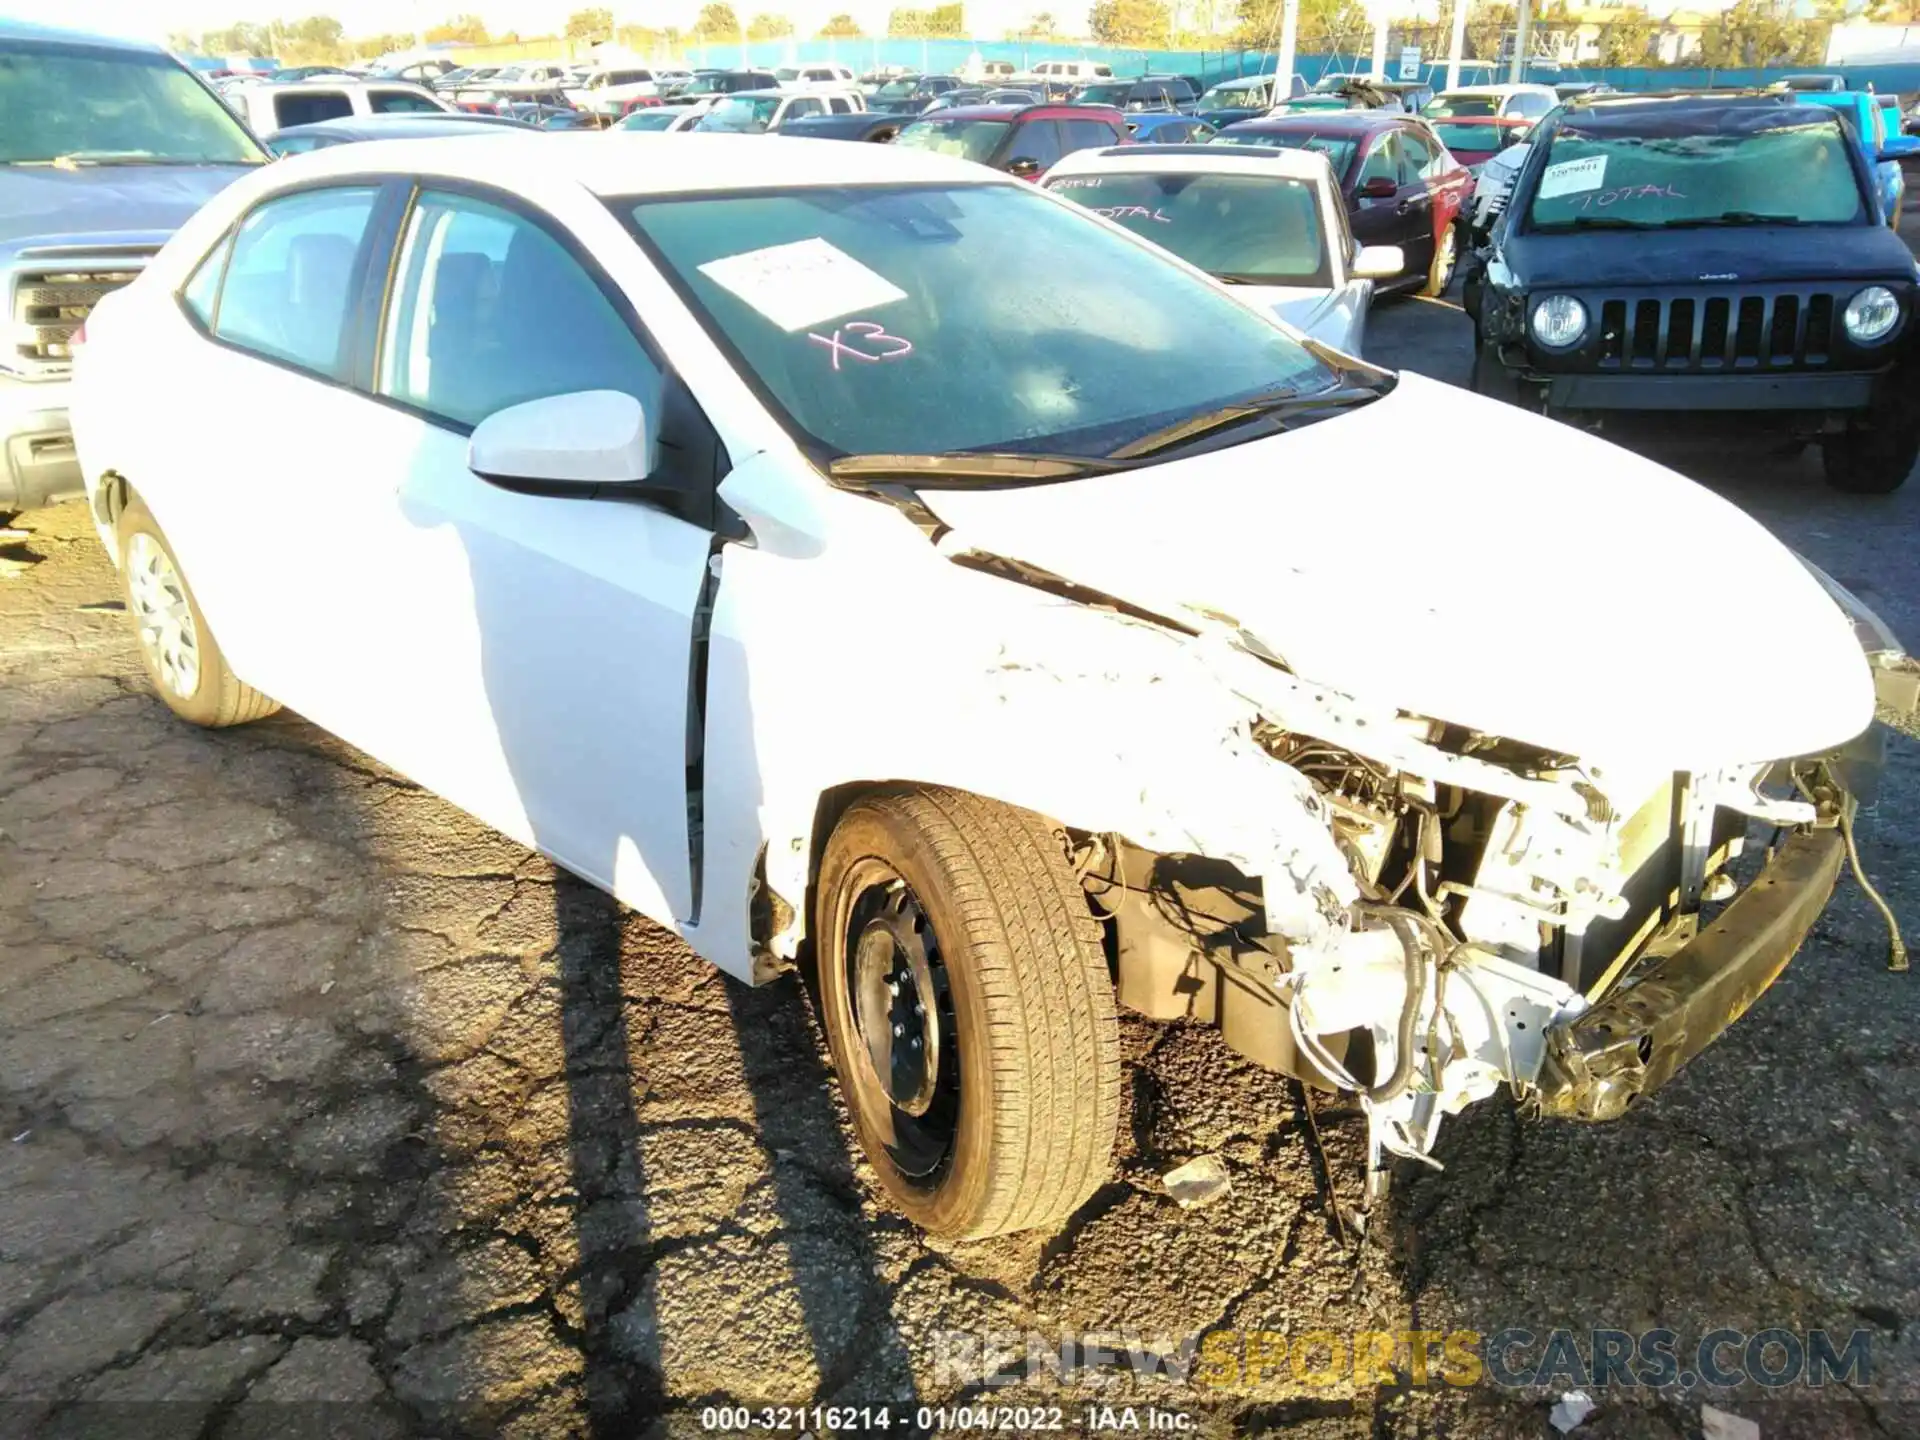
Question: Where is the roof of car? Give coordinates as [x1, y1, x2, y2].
[911, 102, 1122, 122]
[1047, 142, 1336, 183]
[1436, 83, 1556, 97]
[1222, 111, 1405, 136]
[272, 130, 1011, 195]
[277, 114, 531, 136]
[0, 17, 166, 51]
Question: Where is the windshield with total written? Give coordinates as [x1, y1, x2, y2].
[1047, 171, 1332, 287]
[0, 43, 264, 165]
[622, 182, 1365, 479]
[1524, 115, 1868, 229]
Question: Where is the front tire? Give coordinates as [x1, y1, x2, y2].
[815, 787, 1120, 1239]
[117, 497, 279, 726]
[1822, 423, 1918, 494]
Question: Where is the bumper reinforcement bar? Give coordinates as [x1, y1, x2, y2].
[1535, 827, 1845, 1122]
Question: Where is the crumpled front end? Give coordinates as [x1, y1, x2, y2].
[1074, 617, 1902, 1192]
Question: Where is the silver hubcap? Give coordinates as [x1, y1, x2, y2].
[125, 533, 200, 699]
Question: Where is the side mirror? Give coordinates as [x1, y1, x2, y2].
[1006, 156, 1042, 177]
[469, 390, 658, 497]
[1358, 175, 1398, 199]
[1353, 244, 1405, 279]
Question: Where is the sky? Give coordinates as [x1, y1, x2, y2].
[11, 0, 1743, 48]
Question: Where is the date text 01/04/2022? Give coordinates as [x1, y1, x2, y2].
[697, 1404, 1199, 1431]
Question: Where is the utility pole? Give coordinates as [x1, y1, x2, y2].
[1508, 0, 1531, 82]
[1276, 0, 1299, 93]
[1445, 0, 1467, 89]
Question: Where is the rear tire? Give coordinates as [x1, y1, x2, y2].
[1422, 221, 1459, 297]
[815, 787, 1120, 1239]
[1822, 425, 1918, 493]
[117, 497, 279, 727]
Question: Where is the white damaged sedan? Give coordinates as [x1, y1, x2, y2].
[70, 133, 1915, 1238]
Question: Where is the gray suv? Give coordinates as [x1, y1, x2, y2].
[1, 20, 265, 516]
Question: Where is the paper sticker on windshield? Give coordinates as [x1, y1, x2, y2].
[1537, 154, 1606, 199]
[696, 237, 906, 332]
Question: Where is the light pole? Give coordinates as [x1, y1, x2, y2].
[1445, 0, 1467, 89]
[1508, 0, 1532, 82]
[1275, 0, 1299, 93]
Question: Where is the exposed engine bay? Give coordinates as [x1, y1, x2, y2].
[1065, 634, 1894, 1199]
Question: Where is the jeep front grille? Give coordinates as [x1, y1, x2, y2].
[1595, 290, 1840, 372]
[8, 256, 152, 375]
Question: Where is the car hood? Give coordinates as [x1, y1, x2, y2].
[1506, 223, 1917, 288]
[1225, 283, 1352, 348]
[0, 164, 255, 251]
[918, 372, 1872, 772]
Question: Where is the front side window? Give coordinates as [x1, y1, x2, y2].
[380, 191, 662, 429]
[214, 185, 377, 379]
[0, 41, 265, 165]
[1049, 171, 1332, 287]
[896, 117, 1009, 163]
[1011, 119, 1064, 168]
[1525, 111, 1867, 230]
[624, 183, 1338, 462]
[1357, 132, 1400, 189]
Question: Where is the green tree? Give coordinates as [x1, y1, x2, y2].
[818, 12, 863, 35]
[424, 13, 489, 43]
[352, 30, 416, 58]
[1698, 0, 1821, 66]
[747, 11, 794, 38]
[1596, 6, 1656, 66]
[1235, 0, 1368, 53]
[1090, 0, 1172, 45]
[566, 7, 615, 41]
[1029, 10, 1058, 37]
[1465, 0, 1513, 61]
[889, 3, 964, 35]
[694, 2, 742, 39]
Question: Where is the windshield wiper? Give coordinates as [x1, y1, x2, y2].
[828, 450, 1121, 485]
[1108, 382, 1387, 460]
[40, 152, 248, 169]
[1532, 215, 1658, 231]
[1663, 211, 1804, 227]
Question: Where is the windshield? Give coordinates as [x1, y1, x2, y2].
[1210, 129, 1358, 177]
[1048, 171, 1331, 286]
[1201, 81, 1264, 105]
[894, 117, 1008, 162]
[619, 109, 683, 130]
[1525, 112, 1867, 229]
[0, 42, 265, 165]
[623, 183, 1339, 464]
[697, 95, 780, 132]
[1312, 74, 1360, 92]
[876, 78, 919, 99]
[1431, 120, 1505, 151]
[1076, 83, 1132, 105]
[1424, 93, 1499, 117]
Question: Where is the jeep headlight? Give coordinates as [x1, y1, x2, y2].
[1529, 294, 1588, 349]
[1843, 285, 1900, 344]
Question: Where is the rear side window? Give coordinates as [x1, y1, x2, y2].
[1013, 118, 1065, 168]
[369, 89, 441, 113]
[274, 90, 353, 127]
[213, 185, 377, 379]
[377, 191, 663, 429]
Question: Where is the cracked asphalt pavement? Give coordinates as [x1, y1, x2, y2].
[4, 289, 1920, 1440]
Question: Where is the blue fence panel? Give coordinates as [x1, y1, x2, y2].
[690, 36, 1920, 96]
